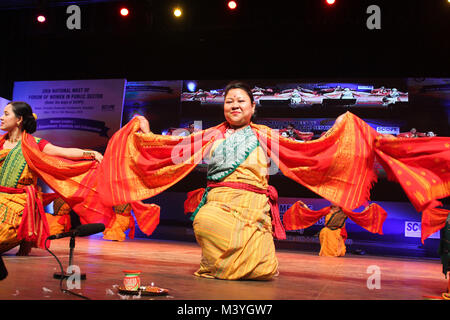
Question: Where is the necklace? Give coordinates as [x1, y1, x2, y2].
[7, 136, 19, 143]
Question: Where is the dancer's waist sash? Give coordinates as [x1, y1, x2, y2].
[206, 181, 286, 240]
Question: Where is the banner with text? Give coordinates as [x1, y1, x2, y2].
[255, 118, 407, 136]
[12, 79, 126, 151]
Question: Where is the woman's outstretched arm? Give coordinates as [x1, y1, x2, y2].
[42, 143, 103, 162]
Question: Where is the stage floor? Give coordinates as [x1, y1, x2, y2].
[0, 236, 447, 300]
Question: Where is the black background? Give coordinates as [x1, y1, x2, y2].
[0, 0, 449, 98]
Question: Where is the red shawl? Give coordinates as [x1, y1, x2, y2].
[99, 112, 379, 210]
[97, 112, 449, 241]
[20, 131, 115, 226]
[374, 135, 450, 241]
[20, 131, 159, 237]
[282, 200, 387, 235]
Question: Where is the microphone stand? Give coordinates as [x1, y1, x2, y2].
[53, 235, 86, 280]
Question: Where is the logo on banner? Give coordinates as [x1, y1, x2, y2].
[404, 221, 440, 239]
[376, 127, 400, 135]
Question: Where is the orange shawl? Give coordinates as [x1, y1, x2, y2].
[20, 131, 115, 226]
[251, 112, 380, 210]
[20, 132, 160, 236]
[99, 112, 379, 210]
[97, 112, 449, 241]
[282, 200, 387, 235]
[374, 135, 450, 242]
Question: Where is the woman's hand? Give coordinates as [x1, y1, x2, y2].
[91, 150, 103, 163]
[136, 115, 150, 134]
[43, 143, 103, 162]
[82, 150, 103, 162]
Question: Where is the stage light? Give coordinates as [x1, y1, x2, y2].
[187, 81, 197, 92]
[326, 0, 336, 5]
[37, 15, 46, 23]
[173, 7, 182, 17]
[228, 1, 237, 10]
[120, 8, 129, 16]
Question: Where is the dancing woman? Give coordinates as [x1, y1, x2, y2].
[0, 102, 103, 255]
[98, 81, 450, 280]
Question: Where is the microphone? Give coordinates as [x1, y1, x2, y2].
[49, 223, 105, 283]
[48, 223, 105, 240]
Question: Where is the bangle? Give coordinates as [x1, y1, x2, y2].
[83, 151, 95, 160]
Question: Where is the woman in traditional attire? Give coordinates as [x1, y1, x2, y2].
[100, 81, 285, 280]
[318, 205, 348, 257]
[186, 82, 280, 280]
[97, 81, 449, 281]
[283, 200, 388, 257]
[47, 196, 156, 243]
[46, 195, 138, 242]
[0, 101, 104, 255]
[103, 203, 137, 241]
[46, 197, 72, 237]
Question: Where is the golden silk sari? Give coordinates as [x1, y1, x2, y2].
[319, 226, 347, 257]
[190, 126, 278, 280]
[319, 207, 348, 257]
[0, 136, 57, 253]
[46, 197, 72, 236]
[103, 203, 136, 241]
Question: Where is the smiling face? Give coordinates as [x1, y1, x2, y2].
[0, 104, 22, 132]
[223, 88, 255, 129]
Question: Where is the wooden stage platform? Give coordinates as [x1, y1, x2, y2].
[0, 236, 448, 301]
